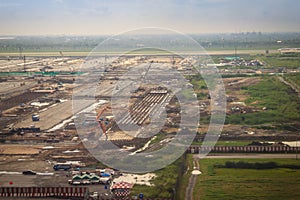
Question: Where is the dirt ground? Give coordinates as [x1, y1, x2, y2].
[0, 159, 50, 172]
[15, 100, 90, 131]
[223, 77, 261, 102]
[0, 144, 42, 155]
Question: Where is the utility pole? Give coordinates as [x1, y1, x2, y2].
[234, 46, 237, 58]
[59, 51, 64, 59]
[296, 141, 298, 160]
[19, 47, 22, 59]
[234, 34, 237, 58]
[23, 55, 26, 72]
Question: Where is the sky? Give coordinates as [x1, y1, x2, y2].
[0, 0, 300, 35]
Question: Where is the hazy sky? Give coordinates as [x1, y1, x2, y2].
[0, 0, 300, 35]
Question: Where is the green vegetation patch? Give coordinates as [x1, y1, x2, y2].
[256, 53, 300, 69]
[285, 73, 300, 88]
[130, 155, 186, 199]
[196, 158, 300, 200]
[216, 161, 300, 170]
[187, 74, 209, 100]
[226, 76, 300, 126]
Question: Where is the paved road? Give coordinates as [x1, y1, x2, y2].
[185, 175, 197, 200]
[185, 155, 200, 200]
[15, 100, 90, 130]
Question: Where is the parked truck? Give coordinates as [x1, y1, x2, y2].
[53, 163, 72, 171]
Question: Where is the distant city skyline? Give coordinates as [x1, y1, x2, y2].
[0, 0, 300, 35]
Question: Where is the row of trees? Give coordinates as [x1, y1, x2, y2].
[216, 161, 300, 170]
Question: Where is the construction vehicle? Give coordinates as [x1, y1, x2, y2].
[95, 105, 129, 140]
[95, 106, 112, 138]
[53, 163, 72, 171]
[32, 114, 40, 121]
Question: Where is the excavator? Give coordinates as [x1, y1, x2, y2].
[96, 106, 111, 140]
[95, 105, 129, 140]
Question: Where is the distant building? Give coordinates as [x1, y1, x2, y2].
[278, 48, 300, 54]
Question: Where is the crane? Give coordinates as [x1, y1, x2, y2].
[59, 51, 64, 58]
[142, 60, 153, 81]
[96, 106, 111, 138]
[95, 105, 129, 140]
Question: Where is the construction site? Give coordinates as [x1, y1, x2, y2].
[0, 52, 299, 199]
[0, 55, 199, 155]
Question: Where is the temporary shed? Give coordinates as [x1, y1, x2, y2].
[111, 182, 134, 197]
[81, 174, 91, 180]
[72, 175, 82, 181]
[90, 175, 101, 183]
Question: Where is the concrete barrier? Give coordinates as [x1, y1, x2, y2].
[0, 187, 88, 198]
[188, 145, 300, 154]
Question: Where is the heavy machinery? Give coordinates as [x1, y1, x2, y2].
[95, 106, 112, 139]
[95, 105, 128, 139]
[32, 114, 40, 121]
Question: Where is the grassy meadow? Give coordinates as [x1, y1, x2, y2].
[195, 158, 300, 200]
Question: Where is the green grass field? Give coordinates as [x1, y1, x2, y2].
[195, 158, 300, 200]
[226, 76, 300, 127]
[285, 73, 300, 88]
[129, 156, 300, 199]
[256, 54, 300, 69]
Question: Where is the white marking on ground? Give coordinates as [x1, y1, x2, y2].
[113, 173, 156, 186]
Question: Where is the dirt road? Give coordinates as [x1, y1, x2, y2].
[185, 155, 201, 200]
[15, 100, 92, 131]
[278, 76, 300, 99]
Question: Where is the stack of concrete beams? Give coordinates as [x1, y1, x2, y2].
[118, 89, 169, 126]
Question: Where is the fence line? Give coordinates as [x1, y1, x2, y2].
[188, 145, 300, 153]
[0, 187, 88, 198]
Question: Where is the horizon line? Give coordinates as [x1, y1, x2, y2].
[1, 31, 300, 37]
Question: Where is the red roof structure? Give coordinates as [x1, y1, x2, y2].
[111, 182, 134, 197]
